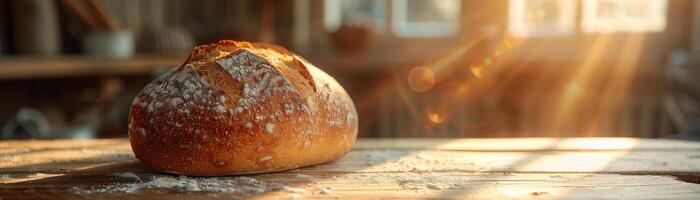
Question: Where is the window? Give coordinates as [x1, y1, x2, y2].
[323, 0, 462, 38]
[508, 0, 577, 37]
[392, 0, 461, 37]
[581, 0, 668, 33]
[508, 0, 668, 37]
[324, 0, 386, 32]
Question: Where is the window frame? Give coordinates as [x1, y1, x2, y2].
[323, 0, 387, 33]
[391, 0, 462, 38]
[506, 0, 670, 38]
[306, 0, 679, 68]
[507, 0, 578, 38]
[580, 0, 668, 34]
[310, 0, 475, 56]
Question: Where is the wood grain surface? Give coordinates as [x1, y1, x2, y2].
[1, 138, 699, 199]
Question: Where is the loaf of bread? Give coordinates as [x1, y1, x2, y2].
[128, 41, 357, 175]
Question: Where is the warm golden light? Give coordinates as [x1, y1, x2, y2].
[458, 82, 470, 94]
[428, 112, 444, 124]
[427, 112, 444, 124]
[563, 81, 582, 98]
[407, 66, 436, 93]
[470, 65, 483, 79]
[502, 39, 513, 49]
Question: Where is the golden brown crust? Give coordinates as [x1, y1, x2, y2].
[128, 40, 357, 176]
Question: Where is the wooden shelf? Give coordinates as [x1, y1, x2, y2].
[0, 50, 666, 80]
[0, 54, 187, 80]
[0, 53, 397, 81]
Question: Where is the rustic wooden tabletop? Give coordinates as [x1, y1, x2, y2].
[0, 138, 699, 199]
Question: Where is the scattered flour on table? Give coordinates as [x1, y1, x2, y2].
[273, 184, 308, 193]
[393, 174, 449, 191]
[294, 174, 313, 180]
[110, 172, 141, 181]
[319, 187, 333, 194]
[72, 175, 306, 194]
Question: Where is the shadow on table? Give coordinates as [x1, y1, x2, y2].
[0, 140, 127, 158]
[0, 161, 156, 199]
[0, 138, 437, 199]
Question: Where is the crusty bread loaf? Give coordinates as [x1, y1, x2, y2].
[128, 40, 357, 175]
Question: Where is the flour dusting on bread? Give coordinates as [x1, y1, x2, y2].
[128, 40, 358, 175]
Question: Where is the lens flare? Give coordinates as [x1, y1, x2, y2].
[483, 58, 493, 66]
[470, 65, 484, 79]
[408, 66, 436, 93]
[502, 39, 513, 49]
[428, 113, 443, 124]
[427, 111, 446, 124]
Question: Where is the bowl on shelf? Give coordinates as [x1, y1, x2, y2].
[329, 23, 375, 52]
[83, 30, 134, 58]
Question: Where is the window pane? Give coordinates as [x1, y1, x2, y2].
[324, 0, 386, 32]
[392, 0, 461, 37]
[508, 0, 577, 37]
[582, 0, 667, 33]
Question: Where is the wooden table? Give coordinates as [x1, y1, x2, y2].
[1, 138, 699, 199]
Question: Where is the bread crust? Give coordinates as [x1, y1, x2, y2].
[128, 41, 357, 175]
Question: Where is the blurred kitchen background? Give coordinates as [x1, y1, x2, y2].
[0, 0, 698, 140]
